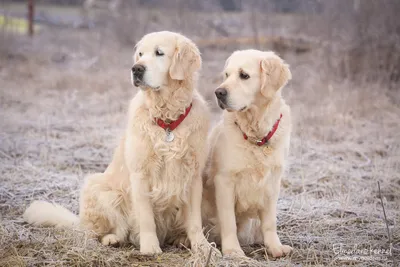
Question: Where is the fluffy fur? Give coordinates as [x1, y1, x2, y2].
[24, 31, 211, 254]
[202, 50, 293, 258]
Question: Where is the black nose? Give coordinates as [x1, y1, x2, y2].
[131, 64, 146, 78]
[215, 88, 228, 100]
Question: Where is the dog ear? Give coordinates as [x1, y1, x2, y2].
[169, 37, 202, 81]
[260, 54, 291, 98]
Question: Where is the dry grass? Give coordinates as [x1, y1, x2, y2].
[1, 14, 400, 267]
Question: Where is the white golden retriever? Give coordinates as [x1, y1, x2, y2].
[24, 31, 211, 255]
[202, 50, 293, 257]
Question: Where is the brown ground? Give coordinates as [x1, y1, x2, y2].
[0, 5, 399, 266]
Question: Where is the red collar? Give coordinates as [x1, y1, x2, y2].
[155, 103, 192, 131]
[237, 114, 282, 146]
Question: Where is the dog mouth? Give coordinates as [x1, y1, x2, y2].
[133, 79, 142, 87]
[133, 77, 160, 91]
[217, 99, 228, 110]
[217, 99, 246, 112]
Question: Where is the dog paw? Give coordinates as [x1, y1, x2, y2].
[101, 234, 120, 247]
[223, 248, 245, 256]
[140, 243, 162, 255]
[140, 234, 162, 255]
[267, 244, 292, 258]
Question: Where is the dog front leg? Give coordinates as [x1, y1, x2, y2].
[259, 174, 292, 258]
[215, 175, 244, 256]
[184, 174, 207, 248]
[131, 173, 161, 254]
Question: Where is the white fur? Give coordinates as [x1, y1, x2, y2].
[23, 200, 79, 228]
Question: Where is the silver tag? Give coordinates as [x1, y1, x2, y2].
[165, 128, 175, 142]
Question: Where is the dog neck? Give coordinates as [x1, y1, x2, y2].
[233, 93, 283, 140]
[144, 78, 194, 121]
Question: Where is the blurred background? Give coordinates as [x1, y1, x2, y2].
[0, 1, 399, 266]
[1, 0, 399, 99]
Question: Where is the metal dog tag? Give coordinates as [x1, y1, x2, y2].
[165, 128, 175, 142]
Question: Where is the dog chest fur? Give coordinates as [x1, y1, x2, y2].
[211, 121, 286, 214]
[232, 149, 284, 216]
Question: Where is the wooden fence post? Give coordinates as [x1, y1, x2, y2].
[28, 0, 34, 36]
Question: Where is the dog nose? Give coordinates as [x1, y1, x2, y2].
[132, 64, 146, 77]
[215, 88, 227, 100]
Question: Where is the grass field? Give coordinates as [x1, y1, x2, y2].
[0, 5, 399, 266]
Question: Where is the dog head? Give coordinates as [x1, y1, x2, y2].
[131, 31, 201, 91]
[215, 50, 291, 111]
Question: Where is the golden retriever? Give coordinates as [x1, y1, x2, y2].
[202, 49, 293, 257]
[24, 31, 211, 255]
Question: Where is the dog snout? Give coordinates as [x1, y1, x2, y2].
[132, 64, 146, 79]
[215, 88, 228, 101]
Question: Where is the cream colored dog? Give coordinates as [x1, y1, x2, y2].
[24, 31, 210, 255]
[202, 50, 293, 257]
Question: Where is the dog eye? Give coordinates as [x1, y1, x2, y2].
[138, 52, 143, 57]
[225, 73, 228, 78]
[240, 72, 250, 80]
[155, 49, 164, 56]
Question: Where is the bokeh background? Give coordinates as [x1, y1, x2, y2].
[1, 1, 399, 266]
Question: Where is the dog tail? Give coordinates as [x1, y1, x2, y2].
[23, 200, 79, 228]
